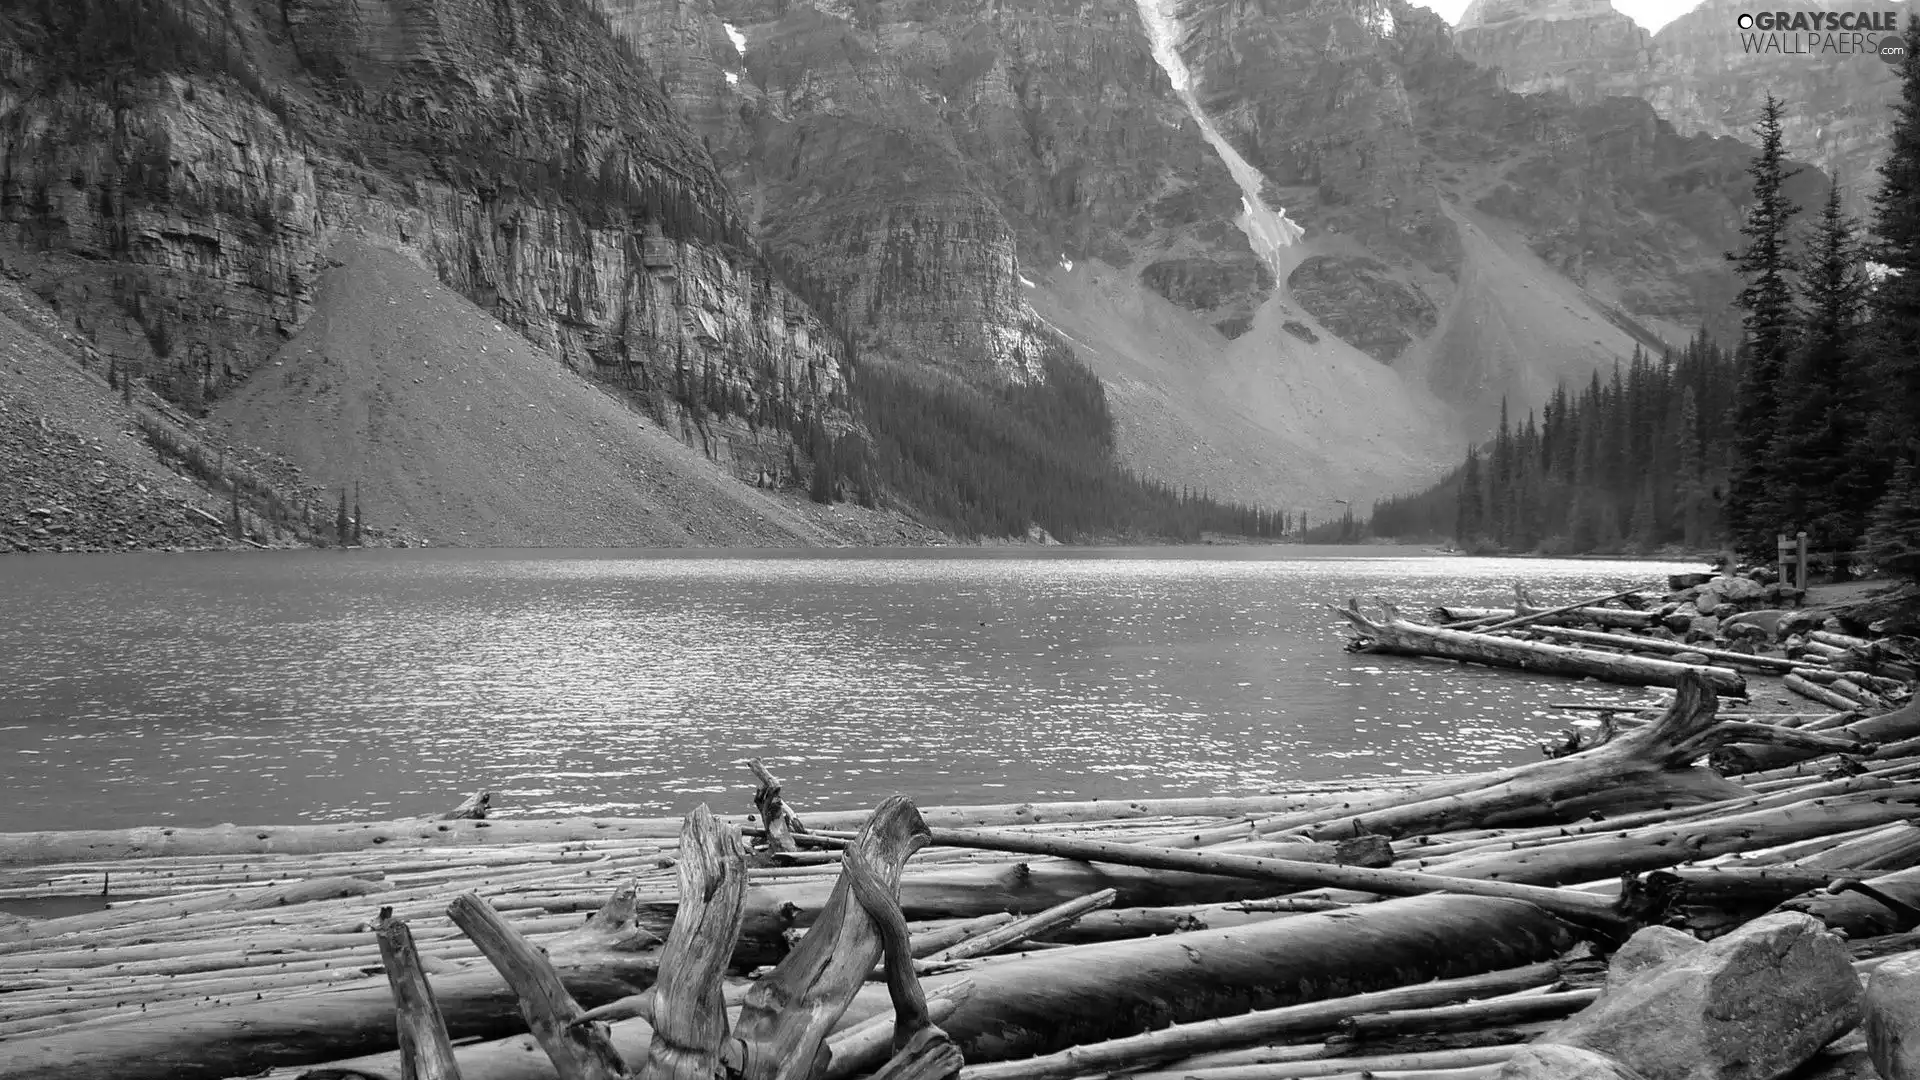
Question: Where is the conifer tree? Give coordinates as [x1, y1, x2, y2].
[1676, 386, 1707, 550]
[336, 488, 349, 547]
[1865, 455, 1920, 581]
[1456, 447, 1484, 546]
[1860, 16, 1920, 514]
[1726, 93, 1803, 558]
[1776, 181, 1868, 562]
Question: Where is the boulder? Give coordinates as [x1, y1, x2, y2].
[1688, 616, 1721, 640]
[1605, 925, 1702, 991]
[1670, 572, 1716, 591]
[1714, 576, 1767, 603]
[1502, 1043, 1650, 1080]
[1712, 603, 1742, 620]
[1665, 612, 1697, 634]
[1867, 952, 1920, 1080]
[1697, 587, 1725, 613]
[1673, 651, 1712, 665]
[1723, 610, 1788, 640]
[1539, 912, 1860, 1080]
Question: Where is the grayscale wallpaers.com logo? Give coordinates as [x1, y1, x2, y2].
[1734, 10, 1906, 63]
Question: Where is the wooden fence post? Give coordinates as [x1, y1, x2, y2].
[1796, 531, 1809, 591]
[1777, 533, 1792, 588]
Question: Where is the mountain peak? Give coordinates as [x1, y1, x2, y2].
[1457, 0, 1630, 30]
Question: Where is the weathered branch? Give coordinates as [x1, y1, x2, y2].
[447, 894, 627, 1080]
[375, 907, 464, 1080]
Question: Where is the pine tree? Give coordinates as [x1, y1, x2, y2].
[1776, 181, 1869, 562]
[1676, 386, 1708, 550]
[1725, 93, 1803, 559]
[1456, 447, 1484, 546]
[336, 488, 349, 547]
[1629, 477, 1658, 552]
[352, 481, 363, 545]
[1864, 455, 1920, 581]
[1859, 16, 1920, 528]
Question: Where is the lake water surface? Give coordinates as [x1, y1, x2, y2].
[0, 547, 1698, 831]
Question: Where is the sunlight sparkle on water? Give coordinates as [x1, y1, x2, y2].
[0, 550, 1697, 829]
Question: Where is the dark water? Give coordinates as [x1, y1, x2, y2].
[0, 547, 1698, 832]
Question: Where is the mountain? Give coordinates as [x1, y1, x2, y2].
[1458, 0, 1912, 216]
[583, 0, 1802, 509]
[1455, 0, 1657, 102]
[0, 0, 905, 546]
[0, 0, 1818, 536]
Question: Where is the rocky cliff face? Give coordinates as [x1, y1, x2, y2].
[1168, 0, 1784, 422]
[1455, 0, 1655, 102]
[594, 0, 1278, 369]
[0, 0, 851, 485]
[586, 0, 1814, 487]
[1454, 0, 1913, 218]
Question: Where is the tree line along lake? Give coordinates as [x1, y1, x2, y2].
[0, 547, 1702, 832]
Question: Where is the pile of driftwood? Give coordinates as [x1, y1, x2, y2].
[1338, 577, 1920, 710]
[3, 673, 1920, 1080]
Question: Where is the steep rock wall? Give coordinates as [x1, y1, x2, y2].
[0, 0, 850, 480]
[1452, 0, 1913, 219]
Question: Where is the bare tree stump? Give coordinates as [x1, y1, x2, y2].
[640, 806, 750, 1080]
[749, 761, 809, 855]
[733, 795, 934, 1080]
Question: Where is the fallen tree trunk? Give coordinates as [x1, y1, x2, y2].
[758, 840, 1379, 926]
[1283, 673, 1838, 843]
[0, 797, 1343, 870]
[1712, 700, 1920, 775]
[1776, 865, 1920, 937]
[834, 895, 1573, 1066]
[0, 885, 674, 1080]
[1786, 673, 1865, 713]
[901, 828, 1630, 935]
[1527, 626, 1799, 674]
[1334, 989, 1602, 1041]
[1434, 604, 1656, 632]
[1029, 900, 1330, 945]
[1424, 786, 1920, 887]
[1337, 601, 1746, 695]
[922, 890, 1115, 964]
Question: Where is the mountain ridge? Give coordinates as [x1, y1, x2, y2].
[0, 0, 1830, 541]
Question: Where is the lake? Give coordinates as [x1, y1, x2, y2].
[0, 547, 1699, 832]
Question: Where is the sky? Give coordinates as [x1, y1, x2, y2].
[1418, 0, 1695, 32]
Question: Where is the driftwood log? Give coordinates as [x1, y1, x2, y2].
[1272, 673, 1856, 843]
[1528, 626, 1801, 674]
[831, 895, 1574, 1064]
[759, 839, 1384, 926]
[375, 908, 464, 1080]
[1713, 700, 1920, 775]
[0, 795, 1375, 872]
[1337, 600, 1746, 694]
[0, 885, 671, 1080]
[1438, 586, 1657, 632]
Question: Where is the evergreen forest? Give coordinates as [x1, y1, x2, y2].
[1364, 39, 1920, 581]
